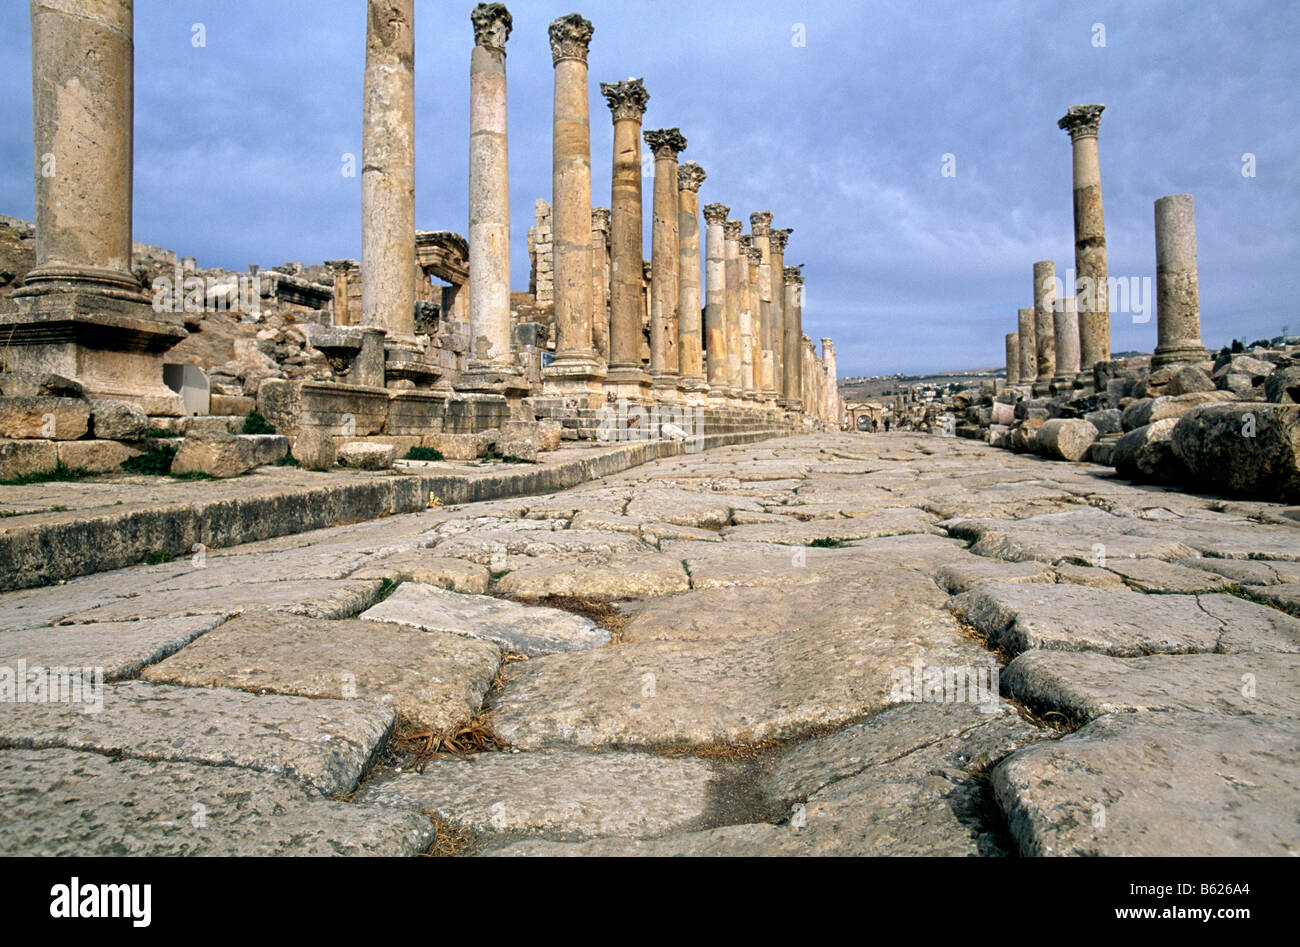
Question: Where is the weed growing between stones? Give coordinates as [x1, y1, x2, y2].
[808, 536, 846, 548]
[1225, 583, 1299, 617]
[144, 550, 173, 565]
[121, 442, 178, 475]
[170, 470, 218, 481]
[275, 454, 299, 467]
[145, 427, 180, 438]
[424, 816, 474, 858]
[0, 462, 94, 486]
[241, 411, 276, 435]
[375, 578, 398, 603]
[403, 446, 445, 462]
[387, 713, 508, 773]
[513, 595, 629, 642]
[489, 652, 529, 694]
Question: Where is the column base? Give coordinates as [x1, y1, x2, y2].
[650, 372, 685, 406]
[680, 377, 709, 406]
[458, 365, 531, 420]
[603, 365, 653, 405]
[383, 336, 443, 390]
[12, 265, 152, 305]
[1151, 341, 1208, 368]
[542, 355, 607, 411]
[0, 292, 187, 415]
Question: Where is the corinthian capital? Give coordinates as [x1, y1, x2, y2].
[644, 128, 687, 160]
[549, 13, 593, 65]
[471, 3, 512, 50]
[723, 219, 744, 240]
[600, 77, 649, 121]
[746, 246, 763, 265]
[770, 227, 792, 252]
[678, 162, 707, 193]
[591, 206, 611, 230]
[749, 211, 773, 236]
[738, 233, 752, 250]
[1058, 104, 1105, 140]
[702, 203, 730, 226]
[784, 264, 804, 284]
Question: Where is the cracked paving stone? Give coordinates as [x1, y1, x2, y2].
[1102, 557, 1232, 593]
[951, 582, 1300, 657]
[346, 551, 491, 593]
[56, 578, 384, 624]
[0, 615, 225, 680]
[361, 581, 609, 656]
[719, 508, 941, 545]
[430, 529, 651, 566]
[496, 554, 690, 601]
[992, 712, 1300, 856]
[1001, 650, 1300, 724]
[358, 750, 715, 843]
[0, 748, 434, 856]
[0, 680, 392, 795]
[933, 559, 1055, 594]
[140, 609, 500, 733]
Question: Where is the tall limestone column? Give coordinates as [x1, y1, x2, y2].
[770, 227, 793, 405]
[821, 339, 840, 427]
[750, 212, 778, 401]
[3, 0, 185, 413]
[1005, 332, 1020, 386]
[1059, 104, 1110, 378]
[745, 242, 766, 399]
[702, 202, 729, 394]
[676, 162, 707, 401]
[464, 3, 522, 390]
[362, 0, 416, 341]
[599, 78, 651, 401]
[722, 220, 745, 398]
[590, 207, 611, 362]
[1052, 295, 1081, 388]
[543, 13, 603, 405]
[784, 265, 805, 413]
[1032, 261, 1056, 395]
[1017, 307, 1037, 386]
[1152, 194, 1208, 367]
[645, 128, 688, 399]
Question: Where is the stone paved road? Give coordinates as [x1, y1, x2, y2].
[2, 433, 1297, 856]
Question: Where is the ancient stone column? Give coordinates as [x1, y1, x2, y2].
[750, 212, 778, 400]
[1052, 295, 1081, 387]
[746, 242, 766, 398]
[1032, 261, 1056, 394]
[1152, 194, 1208, 367]
[1005, 332, 1020, 386]
[784, 264, 804, 413]
[590, 206, 611, 362]
[722, 220, 745, 397]
[465, 3, 519, 384]
[599, 77, 651, 400]
[822, 338, 840, 426]
[770, 227, 793, 405]
[543, 13, 603, 403]
[362, 0, 416, 339]
[1059, 104, 1110, 375]
[1017, 307, 1037, 385]
[676, 162, 707, 398]
[702, 202, 729, 393]
[645, 128, 687, 394]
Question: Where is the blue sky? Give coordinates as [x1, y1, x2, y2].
[1, 1, 1295, 376]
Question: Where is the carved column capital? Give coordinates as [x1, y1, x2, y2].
[591, 206, 611, 230]
[677, 161, 707, 193]
[600, 77, 649, 121]
[471, 2, 512, 50]
[784, 264, 804, 285]
[548, 13, 593, 65]
[723, 219, 744, 241]
[749, 211, 773, 236]
[770, 227, 792, 252]
[746, 246, 763, 265]
[1058, 104, 1105, 140]
[644, 127, 687, 159]
[702, 203, 730, 225]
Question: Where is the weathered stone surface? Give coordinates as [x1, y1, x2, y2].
[1172, 403, 1300, 501]
[55, 438, 141, 473]
[422, 431, 495, 461]
[1114, 418, 1183, 483]
[952, 583, 1300, 656]
[946, 507, 1197, 564]
[497, 554, 690, 601]
[141, 610, 500, 733]
[719, 508, 940, 544]
[337, 441, 396, 469]
[291, 426, 336, 470]
[0, 438, 57, 480]
[348, 552, 491, 593]
[89, 399, 148, 440]
[1084, 407, 1122, 435]
[172, 433, 289, 478]
[1122, 391, 1231, 431]
[60, 578, 383, 623]
[359, 750, 714, 842]
[1036, 418, 1099, 462]
[0, 615, 224, 681]
[1166, 365, 1215, 395]
[0, 681, 393, 794]
[1264, 365, 1300, 404]
[362, 582, 609, 656]
[1052, 562, 1129, 588]
[993, 712, 1300, 856]
[431, 528, 651, 565]
[933, 559, 1054, 594]
[1243, 583, 1300, 616]
[624, 488, 740, 529]
[1002, 649, 1300, 723]
[0, 396, 89, 440]
[0, 748, 434, 856]
[1102, 557, 1231, 592]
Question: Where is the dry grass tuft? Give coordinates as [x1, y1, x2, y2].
[389, 713, 509, 773]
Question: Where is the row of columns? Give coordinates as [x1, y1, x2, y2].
[1005, 104, 1207, 392]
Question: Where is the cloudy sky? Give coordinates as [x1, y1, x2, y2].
[1, 1, 1294, 377]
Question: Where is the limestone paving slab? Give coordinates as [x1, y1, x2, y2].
[0, 615, 226, 680]
[346, 551, 492, 593]
[0, 748, 434, 856]
[933, 559, 1055, 594]
[719, 508, 941, 545]
[362, 582, 609, 656]
[141, 610, 500, 733]
[1001, 650, 1300, 723]
[358, 749, 715, 842]
[0, 680, 392, 794]
[58, 578, 384, 624]
[1102, 557, 1233, 593]
[992, 712, 1300, 856]
[430, 529, 651, 566]
[952, 583, 1300, 657]
[496, 554, 690, 601]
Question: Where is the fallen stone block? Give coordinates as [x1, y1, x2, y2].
[1036, 418, 1099, 462]
[992, 712, 1300, 856]
[89, 399, 148, 440]
[337, 441, 396, 470]
[171, 432, 288, 478]
[1264, 366, 1300, 404]
[1113, 418, 1184, 483]
[291, 426, 336, 470]
[1171, 402, 1300, 502]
